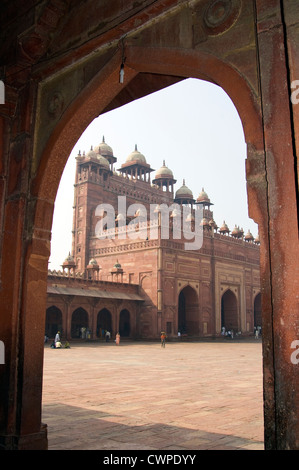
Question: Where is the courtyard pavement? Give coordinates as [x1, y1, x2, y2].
[42, 337, 264, 451]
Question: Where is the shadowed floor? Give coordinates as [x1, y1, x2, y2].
[42, 338, 264, 450]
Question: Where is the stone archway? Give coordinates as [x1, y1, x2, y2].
[97, 308, 112, 338]
[221, 289, 239, 333]
[254, 293, 262, 329]
[178, 286, 200, 336]
[45, 306, 62, 339]
[119, 309, 131, 337]
[17, 51, 269, 450]
[71, 308, 89, 339]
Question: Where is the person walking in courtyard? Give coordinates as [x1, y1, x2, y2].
[105, 330, 111, 342]
[54, 331, 60, 347]
[116, 332, 120, 345]
[161, 331, 166, 348]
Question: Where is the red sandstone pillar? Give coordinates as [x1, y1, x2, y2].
[255, 0, 299, 450]
[0, 80, 49, 449]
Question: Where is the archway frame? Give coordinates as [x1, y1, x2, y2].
[16, 46, 269, 450]
[177, 284, 200, 336]
[220, 288, 239, 332]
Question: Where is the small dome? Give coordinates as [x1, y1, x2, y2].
[245, 229, 254, 241]
[95, 136, 113, 157]
[116, 213, 125, 221]
[62, 252, 76, 266]
[86, 146, 97, 159]
[231, 224, 239, 236]
[175, 179, 193, 199]
[126, 145, 147, 164]
[87, 258, 99, 270]
[186, 213, 195, 222]
[197, 188, 210, 204]
[219, 221, 230, 233]
[97, 155, 110, 168]
[200, 217, 209, 226]
[155, 160, 174, 179]
[231, 225, 243, 238]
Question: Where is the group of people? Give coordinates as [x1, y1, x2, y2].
[47, 331, 71, 349]
[47, 330, 121, 347]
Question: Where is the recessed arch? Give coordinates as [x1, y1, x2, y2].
[97, 308, 112, 338]
[178, 285, 200, 336]
[221, 289, 239, 332]
[119, 309, 131, 337]
[71, 307, 89, 339]
[254, 292, 262, 329]
[45, 306, 62, 339]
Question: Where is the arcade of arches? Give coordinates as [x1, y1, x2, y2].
[0, 0, 298, 451]
[45, 305, 133, 340]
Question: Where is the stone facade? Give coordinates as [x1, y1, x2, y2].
[46, 139, 260, 340]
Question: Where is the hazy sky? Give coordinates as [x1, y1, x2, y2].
[49, 78, 258, 270]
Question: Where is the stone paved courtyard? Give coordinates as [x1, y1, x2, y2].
[42, 338, 264, 450]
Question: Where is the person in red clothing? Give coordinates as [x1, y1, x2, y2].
[160, 332, 166, 348]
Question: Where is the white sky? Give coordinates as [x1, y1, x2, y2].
[49, 78, 258, 270]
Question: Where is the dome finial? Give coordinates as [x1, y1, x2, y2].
[183, 178, 185, 185]
[102, 136, 105, 143]
[163, 159, 165, 166]
[135, 144, 137, 151]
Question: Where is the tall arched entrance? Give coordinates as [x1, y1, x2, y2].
[178, 286, 200, 336]
[45, 306, 62, 339]
[97, 309, 112, 338]
[254, 293, 262, 329]
[221, 290, 238, 332]
[71, 308, 89, 339]
[119, 309, 131, 337]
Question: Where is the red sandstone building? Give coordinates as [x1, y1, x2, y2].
[46, 137, 261, 340]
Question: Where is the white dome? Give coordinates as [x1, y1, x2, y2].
[126, 145, 147, 164]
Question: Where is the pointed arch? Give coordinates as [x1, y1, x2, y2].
[221, 289, 238, 332]
[254, 292, 262, 329]
[45, 306, 63, 338]
[119, 309, 131, 337]
[178, 285, 200, 336]
[71, 307, 89, 338]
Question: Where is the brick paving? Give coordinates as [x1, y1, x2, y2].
[42, 338, 264, 450]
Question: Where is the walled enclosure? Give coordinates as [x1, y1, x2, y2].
[0, 0, 298, 450]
